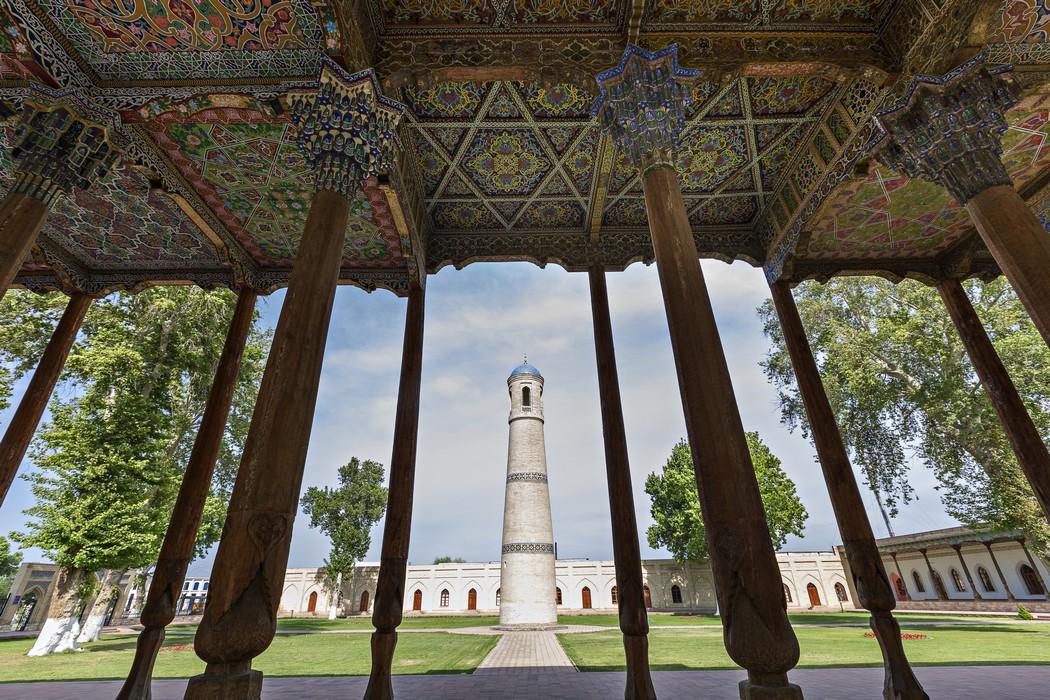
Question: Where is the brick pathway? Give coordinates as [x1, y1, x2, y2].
[3, 666, 1048, 699]
[475, 631, 575, 673]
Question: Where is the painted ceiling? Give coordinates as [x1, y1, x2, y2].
[2, 1, 1050, 291]
[409, 74, 838, 238]
[33, 0, 329, 81]
[802, 95, 1050, 260]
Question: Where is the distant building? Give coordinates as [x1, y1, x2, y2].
[3, 527, 1047, 631]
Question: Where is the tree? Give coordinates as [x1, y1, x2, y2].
[0, 535, 21, 599]
[646, 434, 808, 562]
[432, 556, 466, 565]
[758, 277, 1050, 550]
[10, 287, 268, 653]
[301, 457, 388, 617]
[0, 291, 69, 413]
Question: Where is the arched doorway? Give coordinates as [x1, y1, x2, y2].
[783, 583, 793, 604]
[495, 588, 501, 607]
[643, 586, 652, 609]
[555, 587, 562, 605]
[468, 589, 477, 611]
[834, 582, 848, 602]
[891, 574, 908, 601]
[412, 589, 423, 611]
[307, 591, 318, 613]
[581, 587, 592, 609]
[671, 585, 682, 604]
[610, 586, 618, 605]
[13, 592, 39, 632]
[359, 591, 369, 612]
[806, 583, 821, 607]
[931, 571, 948, 600]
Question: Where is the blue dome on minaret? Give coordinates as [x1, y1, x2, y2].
[509, 359, 542, 379]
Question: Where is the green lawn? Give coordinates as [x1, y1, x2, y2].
[0, 632, 498, 683]
[557, 611, 1022, 627]
[559, 623, 1050, 672]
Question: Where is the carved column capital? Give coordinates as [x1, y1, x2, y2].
[10, 85, 125, 207]
[875, 54, 1018, 204]
[593, 44, 699, 171]
[289, 59, 406, 199]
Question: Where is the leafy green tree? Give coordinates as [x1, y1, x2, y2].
[757, 277, 1050, 550]
[432, 556, 466, 565]
[301, 457, 388, 615]
[0, 535, 21, 598]
[646, 434, 808, 561]
[0, 291, 69, 412]
[11, 287, 268, 653]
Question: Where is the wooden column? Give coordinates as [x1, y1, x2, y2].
[890, 554, 908, 600]
[951, 545, 981, 601]
[966, 186, 1050, 347]
[985, 543, 1015, 601]
[0, 191, 51, 300]
[118, 288, 257, 700]
[364, 282, 426, 700]
[937, 279, 1050, 522]
[642, 164, 801, 699]
[770, 281, 927, 699]
[876, 59, 1050, 348]
[0, 292, 91, 505]
[185, 189, 348, 699]
[588, 265, 656, 700]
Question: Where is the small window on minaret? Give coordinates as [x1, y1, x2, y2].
[522, 386, 531, 407]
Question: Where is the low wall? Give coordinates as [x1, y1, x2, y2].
[895, 600, 1050, 614]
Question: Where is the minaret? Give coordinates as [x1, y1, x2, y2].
[499, 359, 557, 627]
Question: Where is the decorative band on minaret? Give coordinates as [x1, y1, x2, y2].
[498, 360, 558, 627]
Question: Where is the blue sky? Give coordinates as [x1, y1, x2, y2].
[1, 260, 958, 575]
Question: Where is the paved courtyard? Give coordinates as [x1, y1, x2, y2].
[1, 665, 1048, 699]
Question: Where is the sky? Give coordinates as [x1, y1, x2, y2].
[0, 260, 959, 576]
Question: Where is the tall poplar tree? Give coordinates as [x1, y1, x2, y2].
[758, 277, 1050, 551]
[301, 457, 388, 617]
[11, 287, 269, 654]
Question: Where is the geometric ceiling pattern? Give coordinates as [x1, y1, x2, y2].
[407, 74, 838, 238]
[803, 96, 1050, 259]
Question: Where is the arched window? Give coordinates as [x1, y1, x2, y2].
[555, 587, 562, 605]
[496, 588, 501, 606]
[835, 582, 848, 602]
[412, 589, 422, 611]
[978, 566, 995, 592]
[671, 585, 683, 604]
[643, 585, 652, 609]
[468, 588, 477, 611]
[931, 571, 948, 599]
[522, 386, 531, 407]
[911, 571, 926, 593]
[581, 587, 592, 609]
[950, 568, 966, 593]
[307, 591, 318, 613]
[1020, 564, 1046, 596]
[806, 583, 821, 607]
[783, 584, 793, 603]
[359, 591, 369, 612]
[440, 589, 450, 607]
[611, 586, 618, 605]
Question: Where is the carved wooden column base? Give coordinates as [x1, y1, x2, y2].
[185, 662, 263, 700]
[739, 674, 803, 700]
[622, 634, 657, 700]
[870, 612, 928, 700]
[363, 630, 398, 700]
